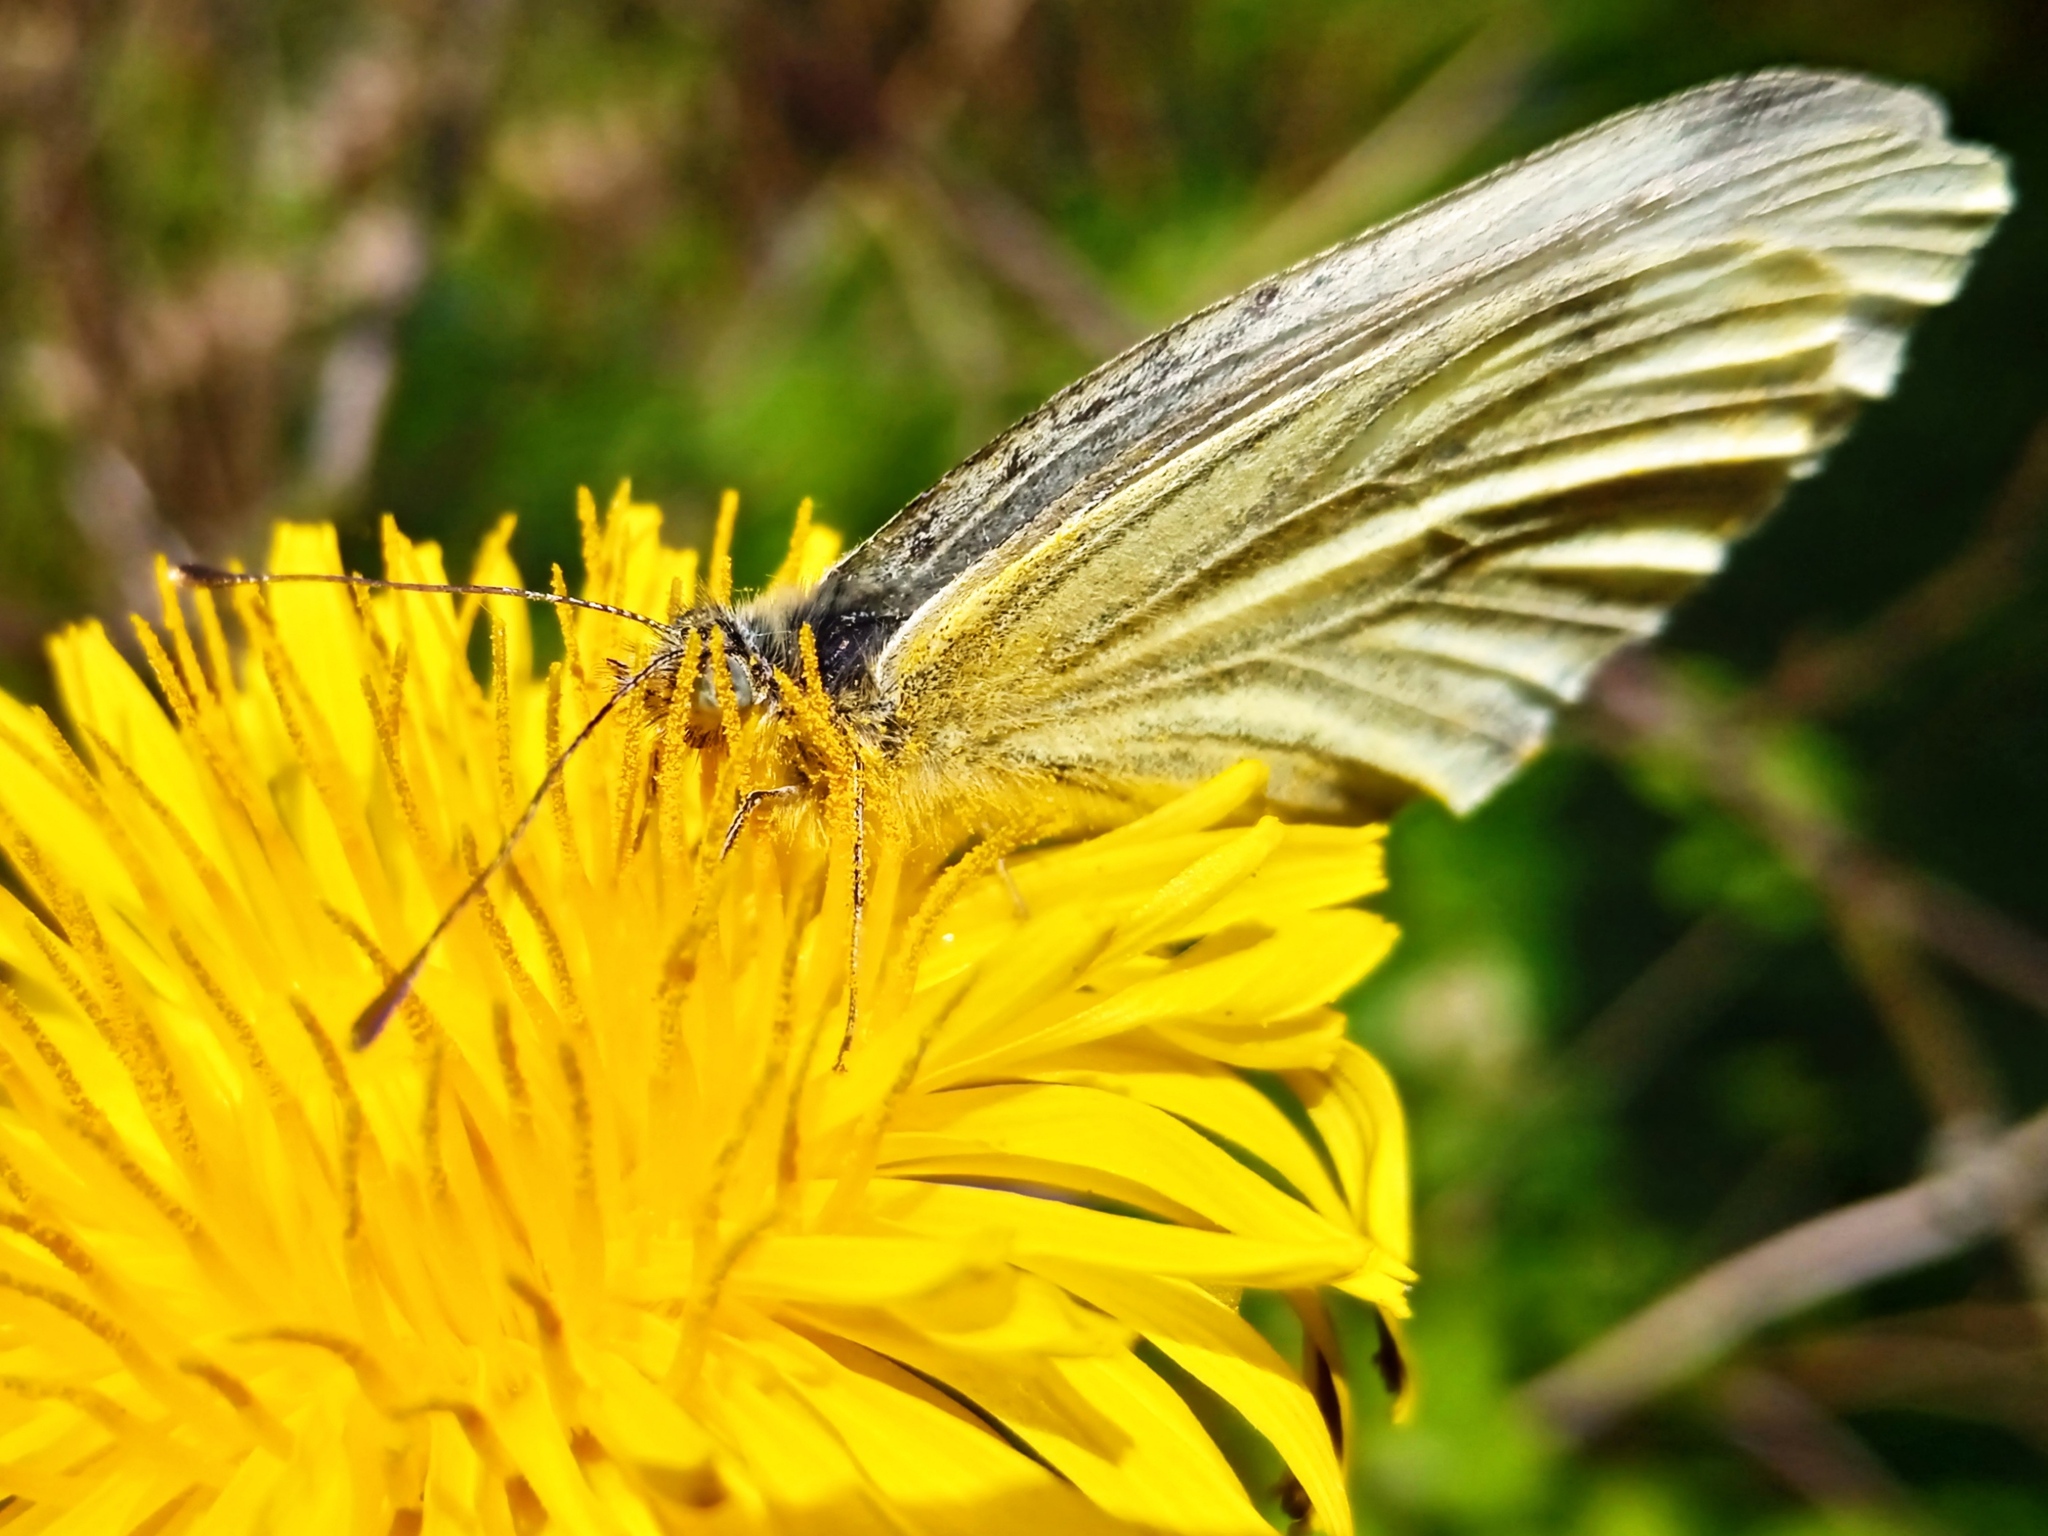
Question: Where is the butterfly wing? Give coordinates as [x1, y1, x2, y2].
[825, 70, 2009, 817]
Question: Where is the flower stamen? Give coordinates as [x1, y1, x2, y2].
[708, 488, 739, 607]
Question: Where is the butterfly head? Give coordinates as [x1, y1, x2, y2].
[651, 609, 773, 742]
[667, 588, 898, 718]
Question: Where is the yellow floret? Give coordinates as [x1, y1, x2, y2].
[0, 485, 1408, 1533]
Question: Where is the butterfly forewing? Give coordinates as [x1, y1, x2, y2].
[825, 70, 2008, 818]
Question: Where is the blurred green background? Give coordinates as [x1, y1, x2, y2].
[4, 2, 2047, 1532]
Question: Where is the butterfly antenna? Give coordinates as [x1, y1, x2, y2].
[171, 563, 671, 635]
[349, 652, 671, 1048]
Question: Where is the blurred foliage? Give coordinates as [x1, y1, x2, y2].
[5, 0, 2048, 1531]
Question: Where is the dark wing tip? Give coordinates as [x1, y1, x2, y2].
[1673, 66, 1951, 145]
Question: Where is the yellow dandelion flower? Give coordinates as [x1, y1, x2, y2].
[0, 487, 1409, 1534]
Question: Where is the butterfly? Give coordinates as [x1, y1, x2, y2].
[178, 67, 2010, 1046]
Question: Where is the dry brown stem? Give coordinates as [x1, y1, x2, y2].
[1771, 415, 2048, 716]
[1523, 1102, 2048, 1442]
[1588, 652, 2048, 1025]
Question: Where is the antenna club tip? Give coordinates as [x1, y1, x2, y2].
[350, 992, 403, 1052]
[171, 562, 235, 588]
[351, 956, 428, 1050]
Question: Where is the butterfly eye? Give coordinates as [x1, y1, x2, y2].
[689, 648, 757, 728]
[727, 654, 757, 708]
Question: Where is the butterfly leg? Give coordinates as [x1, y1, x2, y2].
[982, 834, 1030, 919]
[833, 757, 868, 1072]
[721, 784, 800, 858]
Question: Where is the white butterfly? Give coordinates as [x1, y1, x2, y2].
[182, 69, 2011, 1046]
[774, 68, 2009, 820]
